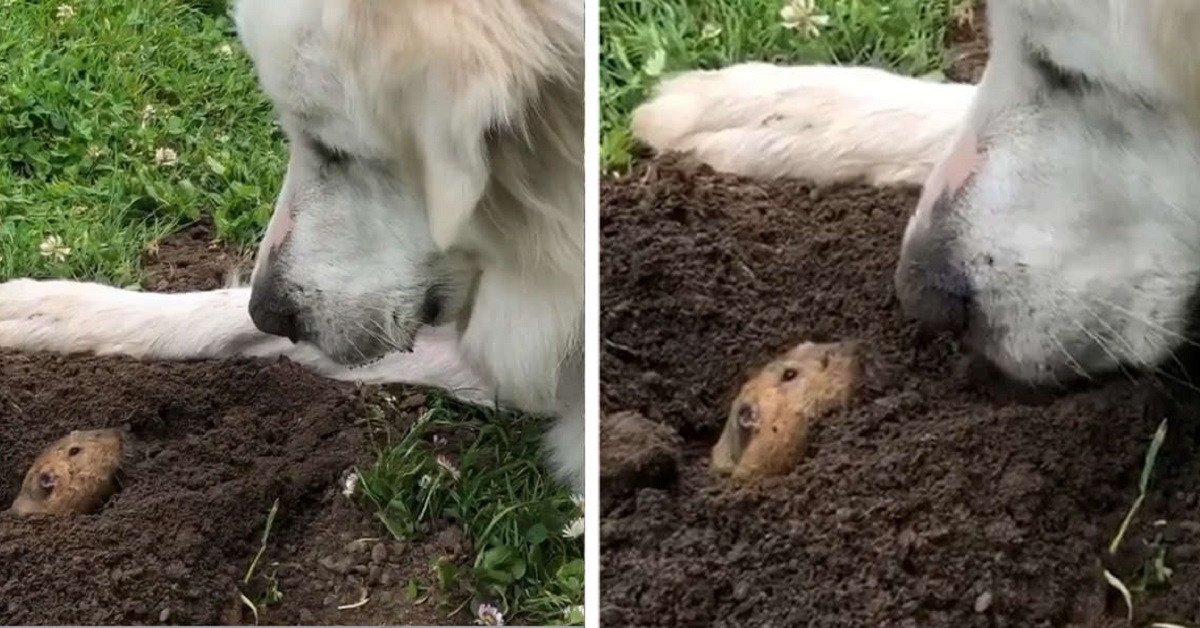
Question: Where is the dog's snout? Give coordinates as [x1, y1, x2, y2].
[895, 224, 973, 335]
[899, 275, 973, 334]
[248, 279, 302, 343]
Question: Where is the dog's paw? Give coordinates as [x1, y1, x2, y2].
[0, 279, 126, 354]
[1, 279, 73, 322]
[0, 278, 114, 320]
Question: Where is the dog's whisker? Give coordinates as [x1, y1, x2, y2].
[1085, 295, 1200, 350]
[1046, 330, 1091, 382]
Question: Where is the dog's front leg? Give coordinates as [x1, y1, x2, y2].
[0, 280, 289, 360]
[546, 354, 585, 492]
[633, 63, 976, 186]
[0, 279, 499, 406]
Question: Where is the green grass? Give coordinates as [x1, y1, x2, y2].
[357, 392, 584, 626]
[0, 0, 280, 284]
[601, 0, 959, 171]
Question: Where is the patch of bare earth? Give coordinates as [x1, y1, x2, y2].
[0, 220, 470, 625]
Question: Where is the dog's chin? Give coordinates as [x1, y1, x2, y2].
[311, 328, 419, 369]
[959, 341, 1159, 406]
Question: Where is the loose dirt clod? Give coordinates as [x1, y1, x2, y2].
[712, 341, 861, 480]
[10, 427, 126, 516]
[600, 410, 682, 510]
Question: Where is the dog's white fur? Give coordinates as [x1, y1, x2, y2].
[633, 0, 1200, 385]
[0, 0, 584, 490]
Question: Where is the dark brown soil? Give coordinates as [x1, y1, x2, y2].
[599, 158, 1200, 627]
[945, 1, 989, 84]
[0, 227, 464, 625]
[141, 219, 252, 292]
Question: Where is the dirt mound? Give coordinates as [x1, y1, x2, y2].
[0, 228, 453, 625]
[0, 353, 448, 625]
[599, 158, 1200, 627]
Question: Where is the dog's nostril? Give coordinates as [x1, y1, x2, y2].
[905, 284, 972, 334]
[253, 310, 300, 343]
[248, 284, 302, 343]
[895, 259, 974, 335]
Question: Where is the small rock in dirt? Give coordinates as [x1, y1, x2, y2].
[159, 608, 171, 623]
[974, 591, 994, 614]
[343, 539, 370, 555]
[400, 393, 427, 410]
[388, 541, 407, 561]
[368, 564, 383, 585]
[163, 560, 187, 580]
[435, 526, 468, 556]
[319, 554, 354, 575]
[600, 411, 682, 509]
[1175, 544, 1200, 561]
[370, 542, 388, 564]
[299, 610, 316, 625]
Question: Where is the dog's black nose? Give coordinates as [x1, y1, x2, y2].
[895, 235, 973, 335]
[248, 280, 302, 343]
[899, 277, 973, 334]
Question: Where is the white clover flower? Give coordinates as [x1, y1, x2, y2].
[418, 474, 433, 490]
[562, 516, 584, 539]
[217, 43, 234, 58]
[563, 605, 584, 622]
[780, 0, 830, 39]
[55, 4, 75, 21]
[154, 147, 178, 166]
[87, 145, 104, 158]
[39, 235, 71, 262]
[436, 454, 460, 481]
[475, 603, 504, 626]
[141, 104, 157, 127]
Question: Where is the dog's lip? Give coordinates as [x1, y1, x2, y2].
[338, 332, 420, 369]
[346, 355, 386, 370]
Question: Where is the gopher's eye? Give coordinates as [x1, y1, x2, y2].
[68, 446, 81, 457]
[781, 368, 799, 383]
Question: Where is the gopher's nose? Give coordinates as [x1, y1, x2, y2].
[736, 403, 757, 429]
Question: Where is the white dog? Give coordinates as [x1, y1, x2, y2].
[632, 0, 1200, 386]
[0, 0, 585, 490]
